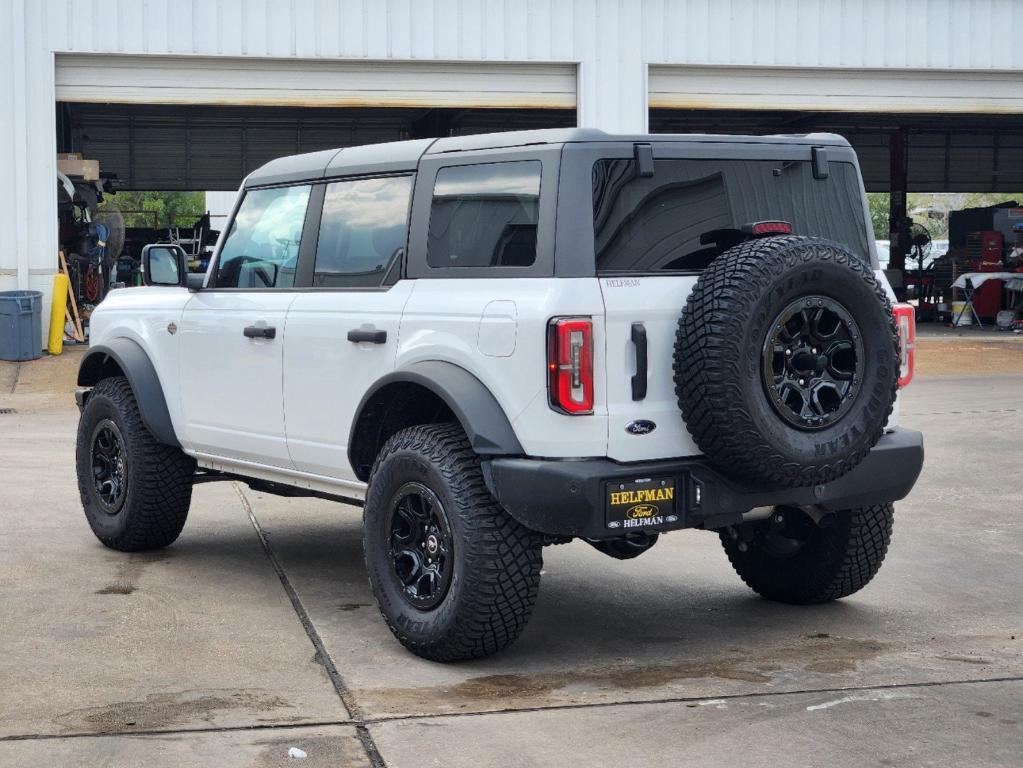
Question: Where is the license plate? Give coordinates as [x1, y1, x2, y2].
[605, 477, 678, 531]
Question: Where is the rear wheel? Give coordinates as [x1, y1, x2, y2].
[363, 423, 543, 661]
[76, 377, 195, 551]
[720, 504, 894, 604]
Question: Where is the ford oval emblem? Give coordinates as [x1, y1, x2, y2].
[625, 420, 656, 435]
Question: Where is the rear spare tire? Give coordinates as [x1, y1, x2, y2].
[674, 236, 898, 488]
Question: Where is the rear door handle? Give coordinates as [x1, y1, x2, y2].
[347, 328, 387, 344]
[243, 325, 276, 340]
[631, 322, 647, 401]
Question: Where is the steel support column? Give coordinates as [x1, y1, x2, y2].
[888, 128, 909, 275]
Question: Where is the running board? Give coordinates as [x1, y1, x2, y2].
[193, 454, 367, 507]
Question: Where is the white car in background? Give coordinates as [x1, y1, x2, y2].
[876, 239, 891, 268]
[876, 238, 947, 271]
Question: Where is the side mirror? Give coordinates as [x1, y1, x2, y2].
[141, 244, 187, 287]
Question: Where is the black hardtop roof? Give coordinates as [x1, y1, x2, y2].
[243, 128, 851, 187]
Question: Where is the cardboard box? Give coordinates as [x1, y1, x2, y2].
[57, 155, 99, 181]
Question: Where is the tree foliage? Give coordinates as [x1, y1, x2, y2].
[865, 191, 1023, 241]
[103, 191, 206, 229]
[867, 193, 890, 240]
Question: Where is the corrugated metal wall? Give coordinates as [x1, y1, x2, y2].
[44, 0, 1023, 70]
[645, 0, 1023, 70]
[4, 0, 1023, 317]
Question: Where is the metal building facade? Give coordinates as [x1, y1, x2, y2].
[4, 0, 1023, 319]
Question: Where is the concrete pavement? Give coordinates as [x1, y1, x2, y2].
[0, 351, 1020, 766]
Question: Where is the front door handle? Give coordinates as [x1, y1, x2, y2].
[243, 325, 276, 340]
[347, 328, 387, 344]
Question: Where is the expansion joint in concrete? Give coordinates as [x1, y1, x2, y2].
[234, 482, 388, 768]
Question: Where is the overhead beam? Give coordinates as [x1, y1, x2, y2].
[56, 54, 577, 110]
[649, 65, 1023, 114]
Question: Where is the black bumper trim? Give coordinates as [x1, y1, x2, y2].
[482, 428, 924, 539]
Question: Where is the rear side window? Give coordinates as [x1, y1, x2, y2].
[216, 185, 310, 289]
[592, 159, 870, 274]
[427, 161, 541, 268]
[313, 175, 413, 288]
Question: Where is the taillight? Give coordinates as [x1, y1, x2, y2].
[547, 317, 594, 414]
[893, 303, 916, 388]
[743, 220, 793, 236]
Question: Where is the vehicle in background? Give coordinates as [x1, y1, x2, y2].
[876, 239, 891, 268]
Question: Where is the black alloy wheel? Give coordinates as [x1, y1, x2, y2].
[761, 296, 865, 430]
[91, 419, 128, 513]
[387, 482, 454, 610]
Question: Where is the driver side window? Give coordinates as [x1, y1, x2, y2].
[216, 185, 311, 289]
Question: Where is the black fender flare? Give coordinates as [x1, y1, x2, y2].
[77, 338, 180, 448]
[349, 361, 524, 468]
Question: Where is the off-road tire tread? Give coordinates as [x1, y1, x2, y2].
[674, 236, 899, 488]
[76, 376, 194, 551]
[364, 423, 543, 662]
[720, 504, 894, 604]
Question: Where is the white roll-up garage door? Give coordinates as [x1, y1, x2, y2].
[56, 54, 576, 110]
[649, 65, 1023, 113]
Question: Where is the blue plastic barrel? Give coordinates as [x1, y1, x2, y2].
[0, 290, 43, 361]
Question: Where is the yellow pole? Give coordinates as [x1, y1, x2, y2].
[48, 273, 70, 355]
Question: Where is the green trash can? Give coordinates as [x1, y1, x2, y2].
[0, 290, 43, 361]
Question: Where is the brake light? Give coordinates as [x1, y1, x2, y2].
[893, 303, 916, 388]
[744, 220, 793, 236]
[547, 318, 594, 414]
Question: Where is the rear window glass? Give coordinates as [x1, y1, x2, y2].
[427, 161, 541, 268]
[592, 158, 869, 274]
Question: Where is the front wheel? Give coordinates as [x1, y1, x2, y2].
[720, 504, 894, 604]
[75, 377, 195, 551]
[363, 424, 543, 662]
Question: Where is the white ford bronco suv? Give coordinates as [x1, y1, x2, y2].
[75, 129, 923, 661]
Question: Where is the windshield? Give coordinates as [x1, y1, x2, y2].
[592, 158, 870, 274]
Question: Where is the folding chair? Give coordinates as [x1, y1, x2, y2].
[953, 277, 985, 328]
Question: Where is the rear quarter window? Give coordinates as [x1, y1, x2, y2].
[592, 158, 870, 274]
[427, 160, 541, 269]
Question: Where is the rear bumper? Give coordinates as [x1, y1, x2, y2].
[482, 428, 924, 539]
